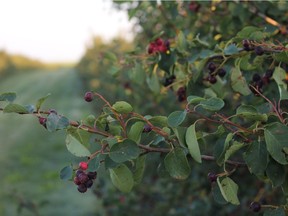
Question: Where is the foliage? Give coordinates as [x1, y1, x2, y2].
[1, 1, 288, 215]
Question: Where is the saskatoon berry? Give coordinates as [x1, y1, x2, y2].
[78, 173, 89, 184]
[242, 39, 251, 51]
[79, 161, 88, 170]
[252, 73, 261, 82]
[87, 171, 97, 180]
[264, 69, 274, 78]
[76, 169, 84, 177]
[249, 201, 261, 212]
[85, 179, 94, 188]
[189, 1, 201, 12]
[255, 80, 263, 89]
[155, 38, 163, 46]
[208, 75, 217, 84]
[208, 62, 216, 72]
[73, 177, 81, 185]
[207, 172, 217, 183]
[178, 94, 186, 102]
[38, 117, 47, 125]
[77, 184, 88, 193]
[254, 46, 264, 56]
[218, 68, 226, 77]
[163, 75, 176, 87]
[143, 124, 152, 133]
[84, 91, 93, 102]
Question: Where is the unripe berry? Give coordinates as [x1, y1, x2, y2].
[84, 92, 93, 102]
[79, 161, 88, 170]
[249, 202, 261, 212]
[77, 184, 88, 193]
[207, 172, 217, 183]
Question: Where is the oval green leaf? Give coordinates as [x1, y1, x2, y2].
[185, 123, 202, 163]
[112, 101, 133, 114]
[199, 97, 225, 111]
[59, 165, 73, 180]
[164, 147, 191, 180]
[109, 164, 134, 193]
[217, 177, 240, 205]
[65, 134, 91, 157]
[167, 110, 187, 128]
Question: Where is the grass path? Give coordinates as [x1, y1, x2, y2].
[0, 69, 104, 216]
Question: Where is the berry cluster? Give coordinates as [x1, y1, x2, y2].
[205, 62, 226, 84]
[177, 87, 187, 102]
[242, 39, 265, 56]
[73, 162, 97, 193]
[148, 38, 170, 55]
[249, 69, 274, 95]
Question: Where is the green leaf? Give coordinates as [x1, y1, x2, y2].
[146, 71, 160, 93]
[239, 54, 256, 71]
[266, 158, 286, 187]
[36, 93, 51, 111]
[216, 133, 233, 166]
[46, 113, 70, 132]
[88, 154, 106, 171]
[231, 67, 251, 96]
[167, 110, 187, 128]
[217, 177, 240, 205]
[224, 44, 239, 55]
[164, 147, 191, 180]
[187, 95, 205, 105]
[176, 31, 187, 52]
[264, 207, 286, 216]
[272, 67, 288, 100]
[148, 116, 168, 127]
[0, 92, 16, 102]
[131, 62, 146, 85]
[199, 97, 225, 111]
[112, 101, 133, 114]
[109, 139, 141, 163]
[236, 26, 261, 39]
[236, 105, 268, 122]
[65, 134, 91, 157]
[173, 127, 187, 147]
[273, 50, 288, 64]
[67, 127, 91, 148]
[133, 155, 146, 185]
[224, 141, 244, 162]
[212, 183, 228, 205]
[105, 156, 119, 169]
[185, 123, 202, 163]
[264, 123, 288, 165]
[128, 121, 145, 143]
[109, 164, 134, 193]
[3, 103, 28, 114]
[104, 51, 117, 62]
[59, 165, 73, 180]
[243, 141, 268, 176]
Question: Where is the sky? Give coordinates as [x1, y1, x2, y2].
[0, 0, 134, 62]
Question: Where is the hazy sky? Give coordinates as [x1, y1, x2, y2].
[0, 0, 133, 62]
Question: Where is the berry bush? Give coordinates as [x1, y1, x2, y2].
[1, 1, 288, 215]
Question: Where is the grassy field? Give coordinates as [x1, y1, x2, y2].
[0, 69, 104, 216]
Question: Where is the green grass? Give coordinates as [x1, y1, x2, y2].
[0, 69, 104, 216]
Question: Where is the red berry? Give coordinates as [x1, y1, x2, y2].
[84, 92, 93, 102]
[155, 38, 164, 46]
[79, 161, 88, 170]
[73, 177, 81, 185]
[38, 117, 47, 125]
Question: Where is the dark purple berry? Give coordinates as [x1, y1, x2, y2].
[218, 68, 226, 77]
[87, 171, 97, 180]
[264, 69, 274, 78]
[84, 91, 93, 102]
[208, 75, 217, 84]
[207, 172, 217, 183]
[178, 94, 186, 102]
[75, 170, 84, 177]
[252, 73, 261, 82]
[163, 75, 176, 87]
[143, 124, 152, 133]
[254, 46, 264, 56]
[77, 184, 88, 193]
[256, 80, 263, 89]
[208, 62, 216, 72]
[73, 177, 81, 185]
[85, 179, 94, 188]
[242, 39, 251, 51]
[78, 173, 89, 184]
[249, 202, 261, 212]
